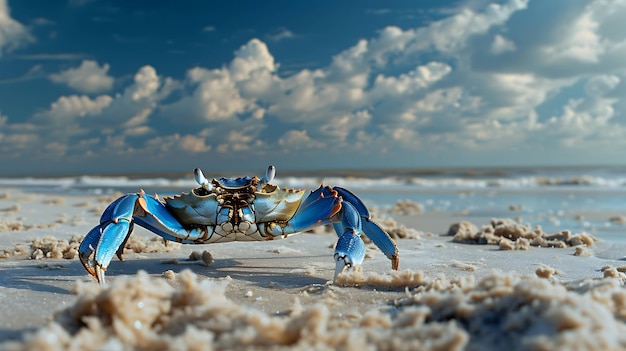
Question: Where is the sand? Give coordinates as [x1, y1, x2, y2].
[1, 188, 626, 350]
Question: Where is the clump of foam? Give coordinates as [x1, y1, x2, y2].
[0, 218, 58, 232]
[0, 220, 29, 232]
[0, 236, 81, 260]
[0, 242, 29, 259]
[43, 198, 65, 205]
[609, 216, 626, 224]
[535, 264, 559, 279]
[389, 199, 424, 216]
[0, 204, 20, 213]
[367, 214, 421, 240]
[123, 236, 181, 254]
[30, 236, 82, 260]
[449, 218, 597, 250]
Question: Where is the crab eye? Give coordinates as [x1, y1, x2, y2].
[264, 165, 276, 182]
[194, 168, 213, 191]
[256, 165, 276, 192]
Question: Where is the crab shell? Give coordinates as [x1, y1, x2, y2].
[163, 176, 306, 227]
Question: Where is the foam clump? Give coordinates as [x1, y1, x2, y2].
[389, 199, 424, 216]
[123, 236, 181, 254]
[375, 215, 421, 240]
[449, 218, 597, 250]
[30, 236, 82, 260]
[0, 236, 81, 260]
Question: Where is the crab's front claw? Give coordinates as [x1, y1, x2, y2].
[332, 201, 367, 280]
[334, 229, 366, 280]
[79, 194, 138, 284]
[79, 221, 133, 284]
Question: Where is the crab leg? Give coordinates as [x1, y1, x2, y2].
[79, 191, 214, 284]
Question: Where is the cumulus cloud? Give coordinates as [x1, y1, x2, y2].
[49, 60, 115, 93]
[0, 0, 35, 56]
[98, 65, 180, 128]
[179, 134, 211, 152]
[162, 39, 274, 122]
[35, 95, 113, 122]
[30, 64, 179, 153]
[278, 130, 322, 150]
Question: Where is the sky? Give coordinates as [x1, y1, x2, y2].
[1, 0, 626, 176]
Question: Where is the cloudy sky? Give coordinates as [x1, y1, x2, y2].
[1, 0, 625, 176]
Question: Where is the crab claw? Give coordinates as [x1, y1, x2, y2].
[333, 201, 366, 280]
[334, 229, 366, 280]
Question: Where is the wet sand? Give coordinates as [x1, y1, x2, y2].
[1, 188, 626, 350]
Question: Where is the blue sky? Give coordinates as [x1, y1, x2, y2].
[1, 0, 626, 176]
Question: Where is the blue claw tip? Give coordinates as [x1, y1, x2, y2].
[334, 230, 366, 279]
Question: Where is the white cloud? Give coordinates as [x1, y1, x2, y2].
[585, 75, 620, 97]
[371, 62, 452, 97]
[491, 34, 516, 54]
[278, 130, 322, 149]
[318, 110, 372, 144]
[163, 39, 275, 122]
[168, 67, 251, 121]
[230, 38, 276, 80]
[0, 0, 34, 57]
[363, 0, 529, 66]
[36, 95, 114, 122]
[3, 133, 38, 147]
[267, 28, 296, 42]
[179, 134, 211, 152]
[49, 60, 115, 93]
[34, 65, 178, 146]
[99, 65, 178, 128]
[127, 65, 160, 100]
[32, 17, 55, 26]
[540, 10, 602, 64]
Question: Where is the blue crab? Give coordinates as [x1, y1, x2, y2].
[79, 166, 399, 284]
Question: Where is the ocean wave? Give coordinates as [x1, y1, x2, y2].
[1, 173, 625, 193]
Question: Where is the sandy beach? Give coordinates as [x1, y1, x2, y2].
[1, 187, 626, 350]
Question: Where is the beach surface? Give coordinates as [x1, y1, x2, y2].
[1, 187, 626, 350]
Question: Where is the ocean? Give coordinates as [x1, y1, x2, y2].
[2, 166, 626, 244]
